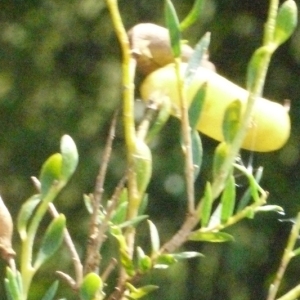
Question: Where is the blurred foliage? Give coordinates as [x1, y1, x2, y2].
[0, 0, 300, 299]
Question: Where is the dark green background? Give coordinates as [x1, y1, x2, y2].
[1, 0, 300, 299]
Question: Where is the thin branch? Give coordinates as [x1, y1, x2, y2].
[84, 111, 118, 274]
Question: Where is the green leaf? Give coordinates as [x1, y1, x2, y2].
[126, 283, 159, 300]
[137, 247, 152, 273]
[274, 0, 298, 46]
[246, 46, 270, 91]
[165, 0, 181, 58]
[222, 100, 242, 144]
[41, 280, 59, 300]
[184, 32, 211, 86]
[172, 251, 203, 260]
[255, 205, 284, 213]
[220, 175, 236, 224]
[154, 253, 177, 268]
[191, 130, 203, 180]
[34, 214, 66, 269]
[60, 135, 78, 183]
[200, 182, 213, 227]
[83, 194, 93, 214]
[5, 267, 22, 300]
[180, 0, 206, 31]
[213, 142, 230, 179]
[118, 215, 148, 229]
[237, 166, 263, 212]
[138, 193, 149, 216]
[148, 220, 160, 255]
[188, 83, 207, 129]
[39, 153, 63, 197]
[79, 272, 103, 300]
[189, 231, 234, 242]
[17, 194, 41, 240]
[111, 202, 128, 225]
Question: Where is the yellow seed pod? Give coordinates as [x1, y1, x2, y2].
[140, 63, 290, 152]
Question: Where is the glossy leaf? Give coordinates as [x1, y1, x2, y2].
[274, 0, 298, 46]
[34, 214, 66, 269]
[222, 100, 242, 144]
[17, 194, 41, 240]
[191, 130, 203, 180]
[200, 182, 213, 227]
[184, 32, 211, 86]
[180, 0, 206, 31]
[189, 231, 234, 242]
[60, 135, 79, 183]
[165, 0, 181, 58]
[148, 220, 160, 255]
[220, 175, 236, 224]
[155, 253, 177, 268]
[79, 272, 103, 300]
[39, 153, 62, 197]
[172, 251, 203, 260]
[41, 280, 59, 300]
[137, 247, 152, 273]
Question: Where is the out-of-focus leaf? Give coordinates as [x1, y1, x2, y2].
[148, 220, 160, 255]
[137, 247, 152, 273]
[17, 194, 41, 240]
[222, 100, 242, 144]
[126, 283, 159, 299]
[111, 202, 128, 225]
[117, 215, 148, 229]
[34, 214, 66, 269]
[189, 231, 234, 242]
[172, 251, 203, 260]
[79, 272, 103, 300]
[200, 182, 213, 227]
[5, 267, 22, 300]
[220, 175, 236, 224]
[165, 0, 181, 58]
[180, 0, 206, 31]
[41, 280, 59, 300]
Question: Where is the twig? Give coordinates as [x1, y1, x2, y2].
[267, 212, 300, 300]
[84, 111, 118, 274]
[101, 258, 118, 284]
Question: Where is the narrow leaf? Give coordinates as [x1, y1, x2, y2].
[79, 272, 103, 300]
[137, 247, 152, 273]
[188, 83, 207, 129]
[34, 214, 66, 269]
[180, 0, 206, 31]
[172, 251, 203, 260]
[200, 182, 213, 227]
[148, 220, 160, 255]
[165, 0, 181, 58]
[191, 130, 203, 181]
[5, 267, 22, 300]
[220, 175, 236, 224]
[41, 280, 59, 300]
[17, 194, 41, 240]
[118, 215, 148, 229]
[189, 231, 234, 242]
[184, 32, 211, 85]
[222, 100, 242, 144]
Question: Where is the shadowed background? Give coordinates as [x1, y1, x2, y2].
[0, 0, 300, 299]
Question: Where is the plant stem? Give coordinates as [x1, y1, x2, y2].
[267, 212, 300, 300]
[174, 57, 195, 214]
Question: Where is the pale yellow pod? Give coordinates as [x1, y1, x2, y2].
[140, 63, 290, 152]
